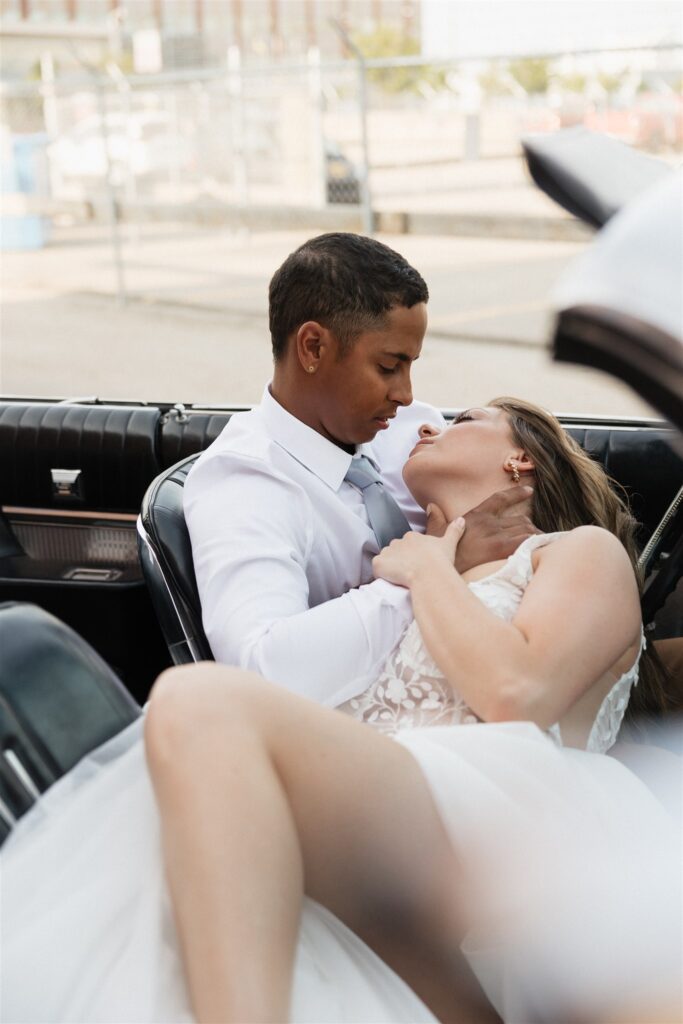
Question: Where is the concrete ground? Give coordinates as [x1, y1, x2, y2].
[1, 222, 654, 417]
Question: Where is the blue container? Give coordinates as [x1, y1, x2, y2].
[1, 132, 50, 251]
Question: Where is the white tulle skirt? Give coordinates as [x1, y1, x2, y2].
[0, 719, 435, 1024]
[1, 717, 680, 1023]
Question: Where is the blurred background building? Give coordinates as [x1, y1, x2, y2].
[1, 0, 681, 71]
[1, 1, 421, 73]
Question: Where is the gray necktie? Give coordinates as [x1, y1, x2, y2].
[344, 455, 411, 549]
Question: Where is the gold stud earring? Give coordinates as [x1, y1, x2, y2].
[307, 366, 315, 374]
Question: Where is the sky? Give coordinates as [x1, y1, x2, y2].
[421, 0, 683, 58]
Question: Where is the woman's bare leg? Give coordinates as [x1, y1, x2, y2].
[145, 663, 498, 1024]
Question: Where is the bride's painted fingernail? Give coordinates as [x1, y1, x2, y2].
[456, 516, 466, 528]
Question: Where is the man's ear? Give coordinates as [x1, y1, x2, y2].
[295, 321, 327, 374]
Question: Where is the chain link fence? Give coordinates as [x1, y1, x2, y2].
[2, 44, 681, 221]
[2, 45, 681, 306]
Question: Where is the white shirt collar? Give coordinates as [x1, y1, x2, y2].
[261, 385, 376, 492]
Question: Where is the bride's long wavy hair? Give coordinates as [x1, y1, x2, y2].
[489, 396, 672, 723]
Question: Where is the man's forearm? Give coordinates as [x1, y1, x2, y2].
[209, 580, 412, 707]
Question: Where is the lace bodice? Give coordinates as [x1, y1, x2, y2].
[340, 533, 642, 753]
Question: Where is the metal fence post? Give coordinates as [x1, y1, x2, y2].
[307, 46, 326, 209]
[330, 20, 373, 235]
[355, 49, 373, 234]
[95, 76, 126, 305]
[227, 45, 248, 208]
[66, 42, 126, 304]
[106, 61, 140, 246]
[40, 53, 62, 198]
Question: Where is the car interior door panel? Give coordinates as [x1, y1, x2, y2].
[0, 401, 168, 702]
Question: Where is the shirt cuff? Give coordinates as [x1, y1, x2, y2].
[367, 577, 413, 617]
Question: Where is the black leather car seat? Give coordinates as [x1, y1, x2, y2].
[564, 424, 682, 545]
[0, 602, 140, 847]
[137, 407, 234, 666]
[138, 455, 212, 666]
[139, 416, 682, 668]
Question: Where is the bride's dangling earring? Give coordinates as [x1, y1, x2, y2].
[507, 460, 521, 483]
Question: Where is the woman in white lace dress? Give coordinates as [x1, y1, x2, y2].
[3, 399, 679, 1024]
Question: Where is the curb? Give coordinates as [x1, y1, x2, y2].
[56, 197, 592, 243]
[374, 209, 592, 242]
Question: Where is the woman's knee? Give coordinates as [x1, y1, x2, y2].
[144, 662, 272, 770]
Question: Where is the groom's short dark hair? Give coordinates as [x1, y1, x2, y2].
[269, 233, 428, 360]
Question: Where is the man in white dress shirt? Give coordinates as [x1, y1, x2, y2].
[184, 234, 533, 706]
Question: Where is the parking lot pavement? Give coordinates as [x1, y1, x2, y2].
[3, 222, 583, 342]
[2, 243, 655, 415]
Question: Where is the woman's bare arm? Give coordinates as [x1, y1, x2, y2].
[373, 525, 642, 729]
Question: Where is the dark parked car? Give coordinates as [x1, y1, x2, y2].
[326, 143, 362, 204]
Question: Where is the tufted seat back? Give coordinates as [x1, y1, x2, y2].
[565, 425, 681, 542]
[0, 403, 161, 513]
[159, 409, 236, 469]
